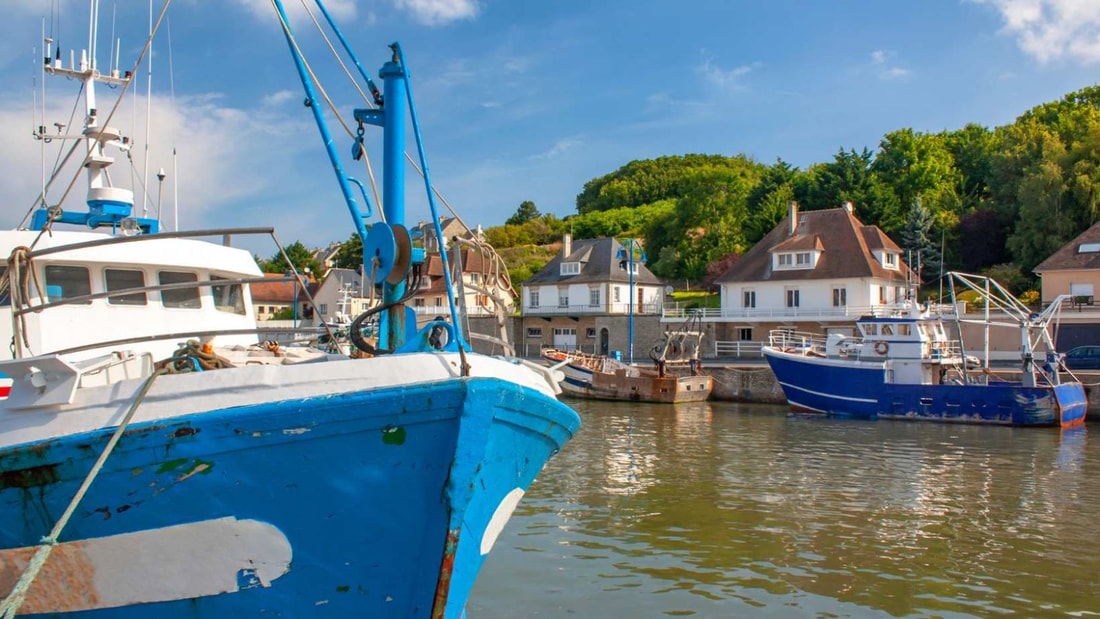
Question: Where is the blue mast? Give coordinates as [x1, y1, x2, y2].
[379, 52, 408, 350]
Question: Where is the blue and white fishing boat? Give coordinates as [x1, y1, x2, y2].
[0, 2, 579, 617]
[763, 272, 1087, 427]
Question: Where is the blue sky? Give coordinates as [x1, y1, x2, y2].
[0, 0, 1098, 254]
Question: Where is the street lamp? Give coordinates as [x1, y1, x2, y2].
[617, 238, 647, 364]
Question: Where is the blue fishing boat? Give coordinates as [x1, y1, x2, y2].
[0, 2, 579, 617]
[763, 272, 1087, 427]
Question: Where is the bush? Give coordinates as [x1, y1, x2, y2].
[1018, 289, 1040, 307]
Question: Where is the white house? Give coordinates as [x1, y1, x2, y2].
[706, 202, 913, 343]
[519, 235, 664, 353]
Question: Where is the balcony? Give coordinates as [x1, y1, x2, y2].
[661, 302, 961, 322]
[522, 302, 662, 316]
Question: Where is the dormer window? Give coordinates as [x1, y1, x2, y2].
[774, 250, 817, 270]
[560, 262, 581, 276]
[883, 252, 898, 269]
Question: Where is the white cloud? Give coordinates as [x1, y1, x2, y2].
[869, 49, 911, 79]
[697, 57, 761, 90]
[394, 0, 479, 26]
[975, 0, 1100, 64]
[530, 137, 582, 160]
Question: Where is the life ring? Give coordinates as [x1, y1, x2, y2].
[873, 341, 889, 356]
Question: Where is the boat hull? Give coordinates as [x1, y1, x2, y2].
[0, 365, 579, 617]
[764, 348, 1087, 427]
[556, 361, 712, 403]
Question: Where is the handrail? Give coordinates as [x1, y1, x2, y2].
[42, 326, 330, 359]
[18, 227, 277, 259]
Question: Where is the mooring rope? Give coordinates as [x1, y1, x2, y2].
[0, 367, 166, 617]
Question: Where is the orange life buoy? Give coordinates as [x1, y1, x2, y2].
[874, 341, 889, 355]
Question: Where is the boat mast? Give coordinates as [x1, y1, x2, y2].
[33, 0, 160, 234]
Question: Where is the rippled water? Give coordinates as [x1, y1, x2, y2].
[468, 400, 1100, 618]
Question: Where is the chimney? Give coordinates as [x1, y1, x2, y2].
[788, 201, 799, 236]
[843, 201, 854, 213]
[562, 232, 572, 258]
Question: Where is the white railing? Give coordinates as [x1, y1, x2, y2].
[662, 302, 963, 321]
[523, 303, 661, 316]
[713, 340, 766, 358]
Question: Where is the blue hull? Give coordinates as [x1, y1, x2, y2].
[0, 377, 579, 617]
[765, 351, 1087, 427]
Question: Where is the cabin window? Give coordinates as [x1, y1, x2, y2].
[45, 265, 92, 305]
[211, 276, 245, 315]
[898, 324, 912, 336]
[159, 271, 201, 309]
[105, 269, 147, 306]
[742, 289, 756, 308]
[881, 324, 894, 336]
[0, 267, 10, 307]
[864, 324, 878, 336]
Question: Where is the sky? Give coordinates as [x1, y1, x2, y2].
[0, 0, 1098, 256]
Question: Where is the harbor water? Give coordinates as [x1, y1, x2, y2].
[468, 399, 1100, 617]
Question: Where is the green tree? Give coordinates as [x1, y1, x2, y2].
[506, 200, 541, 226]
[899, 198, 940, 282]
[333, 232, 364, 270]
[265, 241, 320, 275]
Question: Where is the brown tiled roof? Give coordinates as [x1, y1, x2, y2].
[524, 237, 662, 286]
[1034, 221, 1100, 272]
[716, 207, 910, 283]
[250, 273, 318, 303]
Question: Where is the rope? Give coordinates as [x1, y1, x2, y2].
[0, 367, 166, 617]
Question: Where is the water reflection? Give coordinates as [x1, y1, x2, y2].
[470, 400, 1100, 618]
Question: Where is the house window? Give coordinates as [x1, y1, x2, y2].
[414, 298, 425, 307]
[586, 328, 597, 338]
[477, 294, 489, 307]
[559, 293, 569, 307]
[785, 288, 800, 308]
[742, 289, 756, 308]
[105, 269, 147, 306]
[778, 254, 792, 267]
[258, 306, 266, 315]
[832, 287, 847, 307]
[44, 265, 92, 304]
[614, 287, 621, 302]
[435, 296, 443, 307]
[878, 286, 887, 304]
[796, 252, 811, 266]
[1080, 243, 1100, 253]
[318, 303, 328, 315]
[884, 253, 898, 268]
[470, 273, 480, 284]
[738, 327, 752, 341]
[560, 262, 581, 276]
[527, 328, 543, 338]
[159, 271, 201, 309]
[529, 290, 540, 307]
[589, 288, 600, 306]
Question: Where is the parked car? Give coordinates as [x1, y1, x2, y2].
[1062, 345, 1100, 370]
